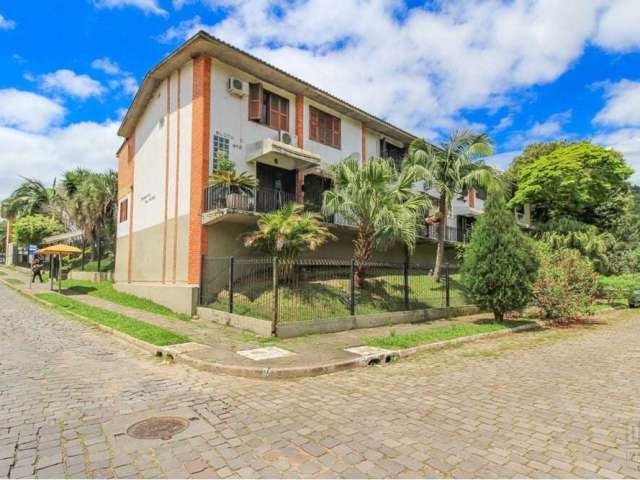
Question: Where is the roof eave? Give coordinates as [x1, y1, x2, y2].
[118, 31, 417, 145]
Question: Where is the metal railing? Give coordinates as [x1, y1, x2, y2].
[421, 224, 470, 243]
[204, 185, 297, 214]
[200, 256, 468, 330]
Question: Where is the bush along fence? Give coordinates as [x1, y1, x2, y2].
[200, 256, 469, 334]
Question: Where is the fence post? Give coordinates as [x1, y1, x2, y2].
[228, 256, 235, 314]
[198, 255, 205, 305]
[445, 263, 451, 308]
[403, 260, 409, 310]
[271, 257, 279, 336]
[350, 258, 356, 316]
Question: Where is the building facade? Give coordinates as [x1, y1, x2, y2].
[114, 31, 516, 315]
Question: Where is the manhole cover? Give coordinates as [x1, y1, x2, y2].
[126, 416, 189, 440]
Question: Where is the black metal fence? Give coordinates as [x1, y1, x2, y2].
[200, 256, 469, 328]
[204, 185, 297, 214]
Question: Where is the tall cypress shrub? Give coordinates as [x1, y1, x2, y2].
[461, 195, 540, 321]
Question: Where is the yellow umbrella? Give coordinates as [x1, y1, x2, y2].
[36, 244, 82, 291]
[37, 244, 82, 255]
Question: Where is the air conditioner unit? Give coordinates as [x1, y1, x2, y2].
[227, 77, 247, 97]
[278, 131, 293, 145]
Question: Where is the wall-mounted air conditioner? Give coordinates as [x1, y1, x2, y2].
[227, 77, 247, 97]
[278, 131, 294, 145]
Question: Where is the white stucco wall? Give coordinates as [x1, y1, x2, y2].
[210, 60, 296, 175]
[132, 61, 193, 234]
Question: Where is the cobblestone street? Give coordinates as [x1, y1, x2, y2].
[1, 283, 640, 478]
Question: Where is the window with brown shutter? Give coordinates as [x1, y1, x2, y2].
[309, 106, 341, 149]
[248, 83, 289, 132]
[119, 198, 128, 223]
[248, 83, 263, 121]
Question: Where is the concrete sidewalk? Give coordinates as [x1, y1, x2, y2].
[0, 266, 534, 378]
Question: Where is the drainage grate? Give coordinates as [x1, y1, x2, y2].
[126, 416, 189, 440]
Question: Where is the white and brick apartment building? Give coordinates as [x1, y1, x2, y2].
[114, 31, 521, 314]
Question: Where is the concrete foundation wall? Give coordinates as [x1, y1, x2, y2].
[114, 282, 198, 315]
[68, 271, 114, 282]
[197, 307, 272, 337]
[196, 304, 480, 338]
[276, 305, 480, 338]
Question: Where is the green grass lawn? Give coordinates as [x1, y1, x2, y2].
[65, 254, 115, 273]
[209, 273, 468, 323]
[362, 319, 535, 350]
[36, 292, 190, 346]
[0, 270, 6, 276]
[4, 278, 23, 285]
[61, 279, 190, 321]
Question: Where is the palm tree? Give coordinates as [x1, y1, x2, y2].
[323, 156, 429, 286]
[1, 177, 61, 221]
[408, 130, 502, 281]
[74, 171, 117, 271]
[244, 203, 336, 282]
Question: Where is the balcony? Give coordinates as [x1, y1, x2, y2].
[420, 223, 470, 244]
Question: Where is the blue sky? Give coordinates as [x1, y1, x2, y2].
[1, 0, 640, 200]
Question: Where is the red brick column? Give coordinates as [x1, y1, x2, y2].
[295, 94, 305, 203]
[188, 55, 212, 285]
[468, 188, 476, 209]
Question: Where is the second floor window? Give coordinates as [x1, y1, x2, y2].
[249, 83, 289, 131]
[119, 198, 129, 223]
[309, 106, 341, 149]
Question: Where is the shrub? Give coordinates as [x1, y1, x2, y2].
[533, 247, 598, 324]
[461, 195, 540, 321]
[596, 273, 640, 303]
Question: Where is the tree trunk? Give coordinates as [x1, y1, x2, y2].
[354, 225, 374, 287]
[433, 196, 448, 282]
[494, 310, 504, 322]
[96, 231, 101, 273]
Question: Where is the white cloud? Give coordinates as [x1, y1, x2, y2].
[594, 0, 640, 52]
[93, 0, 168, 16]
[494, 114, 514, 132]
[159, 0, 618, 139]
[485, 150, 520, 171]
[0, 121, 120, 201]
[92, 57, 139, 96]
[528, 110, 572, 138]
[91, 57, 123, 76]
[593, 80, 640, 127]
[594, 128, 640, 184]
[0, 13, 16, 30]
[0, 89, 66, 133]
[38, 69, 105, 99]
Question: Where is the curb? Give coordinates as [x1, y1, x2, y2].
[1, 278, 542, 380]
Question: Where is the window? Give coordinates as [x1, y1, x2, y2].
[380, 139, 406, 170]
[248, 83, 289, 131]
[119, 198, 129, 223]
[309, 106, 341, 149]
[211, 134, 230, 172]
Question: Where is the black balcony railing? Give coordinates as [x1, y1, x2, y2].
[204, 185, 297, 214]
[204, 185, 470, 242]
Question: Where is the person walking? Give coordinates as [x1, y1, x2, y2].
[31, 255, 44, 283]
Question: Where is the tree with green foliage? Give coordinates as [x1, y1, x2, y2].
[12, 214, 63, 246]
[503, 141, 569, 194]
[323, 156, 429, 286]
[461, 195, 540, 322]
[408, 129, 503, 281]
[509, 142, 633, 223]
[0, 220, 6, 253]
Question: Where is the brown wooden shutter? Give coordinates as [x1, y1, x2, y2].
[248, 83, 263, 121]
[280, 97, 289, 131]
[332, 117, 341, 148]
[309, 106, 319, 141]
